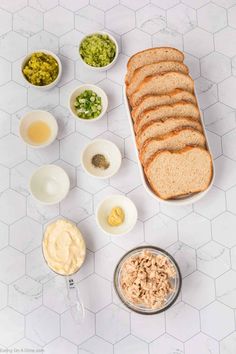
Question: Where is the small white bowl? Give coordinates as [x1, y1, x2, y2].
[81, 139, 122, 179]
[69, 84, 108, 122]
[19, 110, 58, 148]
[96, 195, 138, 236]
[78, 31, 119, 72]
[21, 49, 62, 90]
[29, 165, 70, 205]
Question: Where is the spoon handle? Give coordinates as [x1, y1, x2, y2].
[66, 276, 85, 324]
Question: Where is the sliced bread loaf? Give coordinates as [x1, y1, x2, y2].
[140, 128, 206, 165]
[144, 146, 212, 200]
[130, 72, 194, 107]
[134, 102, 200, 133]
[136, 117, 203, 150]
[131, 90, 197, 122]
[126, 47, 184, 85]
[127, 61, 189, 97]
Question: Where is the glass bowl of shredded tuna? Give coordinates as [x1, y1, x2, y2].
[114, 246, 182, 314]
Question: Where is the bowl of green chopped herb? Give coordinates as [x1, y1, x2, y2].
[78, 32, 119, 71]
[69, 84, 108, 122]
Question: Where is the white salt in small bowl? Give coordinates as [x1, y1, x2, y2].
[29, 165, 70, 205]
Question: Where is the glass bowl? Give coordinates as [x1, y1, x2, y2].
[114, 246, 182, 315]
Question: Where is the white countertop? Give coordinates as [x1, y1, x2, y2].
[0, 1, 236, 353]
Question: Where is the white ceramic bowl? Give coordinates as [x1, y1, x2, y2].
[78, 31, 119, 71]
[21, 49, 62, 90]
[19, 110, 58, 148]
[81, 139, 122, 179]
[29, 165, 70, 205]
[69, 84, 108, 122]
[96, 195, 138, 236]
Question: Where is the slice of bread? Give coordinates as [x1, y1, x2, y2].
[130, 72, 194, 107]
[144, 146, 212, 200]
[127, 61, 189, 97]
[140, 128, 206, 166]
[126, 47, 184, 85]
[134, 102, 200, 133]
[131, 90, 197, 122]
[136, 117, 203, 150]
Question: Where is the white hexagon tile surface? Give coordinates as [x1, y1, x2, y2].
[0, 1, 236, 353]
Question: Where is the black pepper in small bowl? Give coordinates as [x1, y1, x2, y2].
[91, 154, 110, 170]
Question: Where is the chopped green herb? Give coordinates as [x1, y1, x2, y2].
[74, 90, 102, 119]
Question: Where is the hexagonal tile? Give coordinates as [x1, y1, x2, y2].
[181, 0, 209, 8]
[43, 275, 70, 314]
[127, 185, 159, 221]
[75, 249, 94, 282]
[0, 9, 11, 35]
[28, 0, 58, 12]
[0, 282, 7, 310]
[145, 214, 178, 248]
[0, 31, 27, 61]
[27, 195, 59, 223]
[160, 203, 192, 220]
[61, 308, 95, 345]
[60, 132, 90, 166]
[184, 28, 213, 58]
[13, 7, 43, 37]
[60, 30, 84, 60]
[194, 186, 225, 219]
[213, 0, 236, 7]
[77, 167, 108, 196]
[91, 0, 118, 10]
[179, 213, 211, 249]
[45, 337, 77, 354]
[28, 140, 59, 165]
[198, 3, 227, 33]
[98, 79, 122, 112]
[184, 53, 200, 79]
[131, 312, 165, 342]
[208, 128, 223, 158]
[122, 29, 152, 57]
[150, 334, 183, 354]
[231, 246, 236, 271]
[44, 6, 73, 36]
[222, 130, 236, 161]
[228, 6, 236, 29]
[26, 247, 55, 284]
[76, 115, 108, 139]
[79, 274, 111, 312]
[0, 110, 10, 138]
[215, 27, 236, 58]
[114, 335, 148, 354]
[166, 302, 200, 341]
[96, 304, 129, 344]
[197, 241, 230, 278]
[93, 186, 124, 210]
[110, 158, 141, 193]
[0, 0, 27, 12]
[50, 106, 75, 140]
[167, 4, 196, 34]
[0, 58, 11, 85]
[76, 58, 106, 84]
[9, 276, 42, 314]
[79, 336, 113, 354]
[0, 165, 9, 193]
[182, 271, 215, 309]
[168, 242, 196, 277]
[0, 82, 27, 114]
[60, 187, 92, 223]
[108, 105, 131, 139]
[59, 0, 88, 10]
[201, 301, 234, 340]
[136, 4, 165, 34]
[28, 30, 59, 53]
[220, 332, 236, 354]
[153, 28, 183, 51]
[0, 135, 26, 168]
[219, 77, 236, 109]
[212, 212, 236, 247]
[0, 221, 8, 250]
[107, 54, 129, 85]
[214, 156, 236, 190]
[227, 185, 236, 214]
[111, 220, 144, 250]
[195, 77, 217, 110]
[9, 338, 42, 352]
[185, 333, 219, 354]
[0, 190, 26, 224]
[26, 306, 60, 346]
[201, 53, 231, 84]
[10, 160, 37, 196]
[10, 217, 42, 253]
[216, 270, 236, 308]
[121, 0, 149, 9]
[0, 246, 25, 284]
[55, 160, 76, 189]
[75, 5, 104, 33]
[106, 5, 135, 35]
[28, 86, 59, 110]
[0, 307, 24, 347]
[57, 56, 74, 87]
[204, 102, 236, 136]
[78, 216, 110, 252]
[95, 243, 125, 281]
